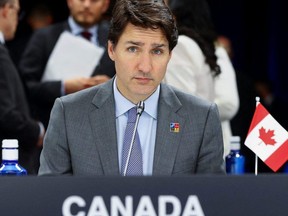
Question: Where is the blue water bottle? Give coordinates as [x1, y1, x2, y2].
[226, 136, 245, 174]
[0, 139, 27, 176]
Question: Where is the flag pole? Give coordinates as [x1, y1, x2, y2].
[255, 96, 260, 176]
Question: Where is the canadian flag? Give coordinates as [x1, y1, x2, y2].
[244, 103, 288, 172]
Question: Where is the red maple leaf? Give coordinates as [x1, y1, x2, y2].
[258, 126, 277, 145]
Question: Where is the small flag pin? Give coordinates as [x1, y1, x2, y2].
[170, 123, 180, 133]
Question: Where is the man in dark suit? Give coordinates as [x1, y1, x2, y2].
[0, 0, 44, 174]
[38, 0, 225, 176]
[19, 0, 115, 128]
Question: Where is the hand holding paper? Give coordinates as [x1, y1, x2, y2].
[42, 31, 104, 82]
[64, 75, 111, 94]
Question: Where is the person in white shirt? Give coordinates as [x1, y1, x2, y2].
[164, 0, 239, 156]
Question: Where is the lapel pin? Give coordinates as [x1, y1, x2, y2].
[170, 123, 180, 133]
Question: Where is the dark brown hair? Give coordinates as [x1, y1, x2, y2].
[108, 0, 178, 51]
[169, 0, 221, 76]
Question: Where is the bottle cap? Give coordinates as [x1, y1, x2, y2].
[230, 136, 240, 143]
[2, 139, 18, 161]
[2, 139, 19, 148]
[230, 136, 241, 150]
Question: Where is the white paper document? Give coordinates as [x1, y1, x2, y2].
[42, 31, 104, 81]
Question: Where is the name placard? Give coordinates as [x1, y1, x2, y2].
[0, 175, 287, 216]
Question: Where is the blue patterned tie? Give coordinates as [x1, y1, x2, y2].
[121, 107, 143, 176]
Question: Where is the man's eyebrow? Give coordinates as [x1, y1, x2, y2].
[151, 43, 167, 49]
[125, 41, 168, 48]
[125, 41, 144, 46]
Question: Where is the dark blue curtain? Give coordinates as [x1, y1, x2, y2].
[209, 0, 288, 102]
[267, 1, 288, 102]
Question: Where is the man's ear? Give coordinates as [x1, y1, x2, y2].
[107, 40, 115, 61]
[101, 0, 110, 14]
[66, 0, 72, 10]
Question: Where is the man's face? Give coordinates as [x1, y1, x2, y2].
[108, 23, 171, 104]
[5, 0, 20, 41]
[67, 0, 109, 28]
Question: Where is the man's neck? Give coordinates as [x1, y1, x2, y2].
[68, 16, 97, 33]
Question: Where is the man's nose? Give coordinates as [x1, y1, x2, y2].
[83, 0, 91, 7]
[137, 53, 152, 73]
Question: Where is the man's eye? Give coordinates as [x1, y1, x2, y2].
[128, 47, 137, 52]
[152, 49, 163, 55]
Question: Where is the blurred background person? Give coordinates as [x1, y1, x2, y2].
[0, 0, 44, 174]
[164, 0, 239, 157]
[27, 3, 53, 30]
[6, 3, 54, 68]
[19, 0, 115, 128]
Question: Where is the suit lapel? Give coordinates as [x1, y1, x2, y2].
[153, 85, 186, 175]
[89, 80, 119, 175]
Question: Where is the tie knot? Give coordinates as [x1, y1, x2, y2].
[80, 31, 92, 41]
[127, 107, 137, 123]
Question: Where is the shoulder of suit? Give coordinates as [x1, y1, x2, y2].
[0, 43, 6, 51]
[0, 45, 11, 60]
[33, 21, 67, 37]
[162, 83, 214, 108]
[98, 19, 110, 29]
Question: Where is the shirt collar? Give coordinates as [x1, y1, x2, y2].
[113, 77, 159, 119]
[0, 31, 5, 44]
[68, 16, 98, 37]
